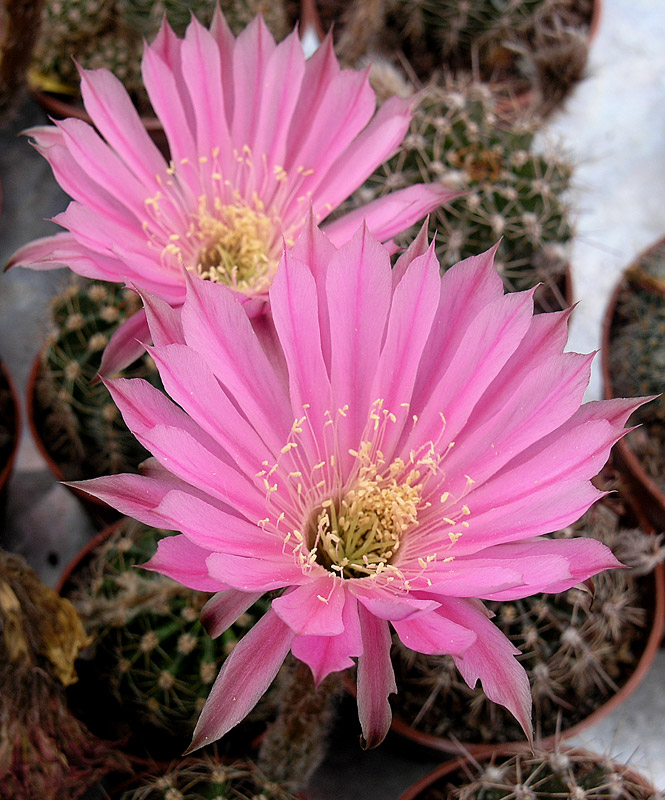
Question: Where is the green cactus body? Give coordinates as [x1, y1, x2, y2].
[65, 519, 269, 750]
[31, 0, 291, 105]
[343, 80, 573, 311]
[118, 754, 297, 800]
[34, 279, 160, 481]
[391, 502, 661, 744]
[609, 242, 665, 494]
[429, 747, 659, 800]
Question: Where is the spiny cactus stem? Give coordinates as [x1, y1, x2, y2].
[257, 657, 342, 790]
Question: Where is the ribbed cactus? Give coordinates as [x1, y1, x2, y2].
[343, 79, 574, 311]
[332, 0, 592, 115]
[65, 519, 270, 749]
[117, 754, 296, 800]
[438, 746, 659, 800]
[392, 502, 662, 744]
[33, 279, 159, 482]
[31, 0, 292, 104]
[608, 241, 665, 493]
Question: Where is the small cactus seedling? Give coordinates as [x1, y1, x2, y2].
[30, 0, 292, 110]
[342, 79, 574, 311]
[608, 240, 665, 497]
[65, 519, 270, 754]
[33, 278, 160, 482]
[117, 753, 297, 800]
[422, 746, 662, 800]
[391, 502, 663, 745]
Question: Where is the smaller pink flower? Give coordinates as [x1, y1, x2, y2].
[73, 220, 644, 752]
[7, 10, 457, 374]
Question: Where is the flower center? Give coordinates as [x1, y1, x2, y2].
[309, 445, 425, 579]
[194, 202, 276, 294]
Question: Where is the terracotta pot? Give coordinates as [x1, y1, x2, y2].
[0, 359, 21, 502]
[26, 355, 120, 528]
[602, 247, 665, 532]
[398, 746, 659, 800]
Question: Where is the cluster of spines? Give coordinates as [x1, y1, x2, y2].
[392, 502, 662, 743]
[35, 278, 160, 481]
[67, 519, 269, 741]
[443, 746, 660, 800]
[117, 753, 296, 800]
[344, 79, 574, 310]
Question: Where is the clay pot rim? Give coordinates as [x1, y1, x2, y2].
[384, 559, 665, 756]
[397, 745, 659, 800]
[601, 243, 665, 528]
[0, 359, 22, 493]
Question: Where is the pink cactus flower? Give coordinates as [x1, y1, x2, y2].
[7, 10, 457, 374]
[73, 221, 641, 751]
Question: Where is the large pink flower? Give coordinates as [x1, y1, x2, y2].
[8, 11, 456, 374]
[74, 221, 641, 751]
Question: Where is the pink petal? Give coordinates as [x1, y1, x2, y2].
[148, 343, 273, 473]
[206, 551, 307, 593]
[391, 219, 432, 287]
[350, 582, 438, 620]
[78, 66, 166, 184]
[272, 577, 345, 636]
[269, 252, 332, 451]
[188, 609, 294, 752]
[98, 309, 150, 377]
[7, 232, 93, 272]
[356, 604, 396, 749]
[437, 597, 533, 741]
[139, 289, 185, 346]
[393, 608, 477, 655]
[291, 592, 363, 685]
[477, 537, 623, 600]
[181, 273, 292, 454]
[142, 533, 228, 591]
[105, 377, 266, 518]
[308, 95, 413, 222]
[142, 23, 197, 166]
[369, 242, 441, 455]
[153, 489, 283, 558]
[201, 589, 265, 638]
[326, 224, 391, 468]
[323, 183, 462, 246]
[405, 288, 535, 456]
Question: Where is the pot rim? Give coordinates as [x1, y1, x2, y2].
[396, 744, 658, 800]
[0, 359, 22, 494]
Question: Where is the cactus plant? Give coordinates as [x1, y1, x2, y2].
[30, 0, 292, 111]
[390, 501, 664, 746]
[116, 753, 297, 800]
[64, 519, 270, 753]
[607, 240, 665, 499]
[330, 0, 594, 116]
[31, 278, 161, 483]
[341, 79, 574, 311]
[406, 745, 662, 800]
[0, 550, 129, 800]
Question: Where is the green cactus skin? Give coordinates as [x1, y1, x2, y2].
[31, 0, 291, 109]
[426, 746, 660, 800]
[608, 242, 665, 495]
[342, 80, 574, 312]
[117, 754, 297, 800]
[64, 519, 270, 754]
[33, 279, 160, 483]
[391, 501, 663, 745]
